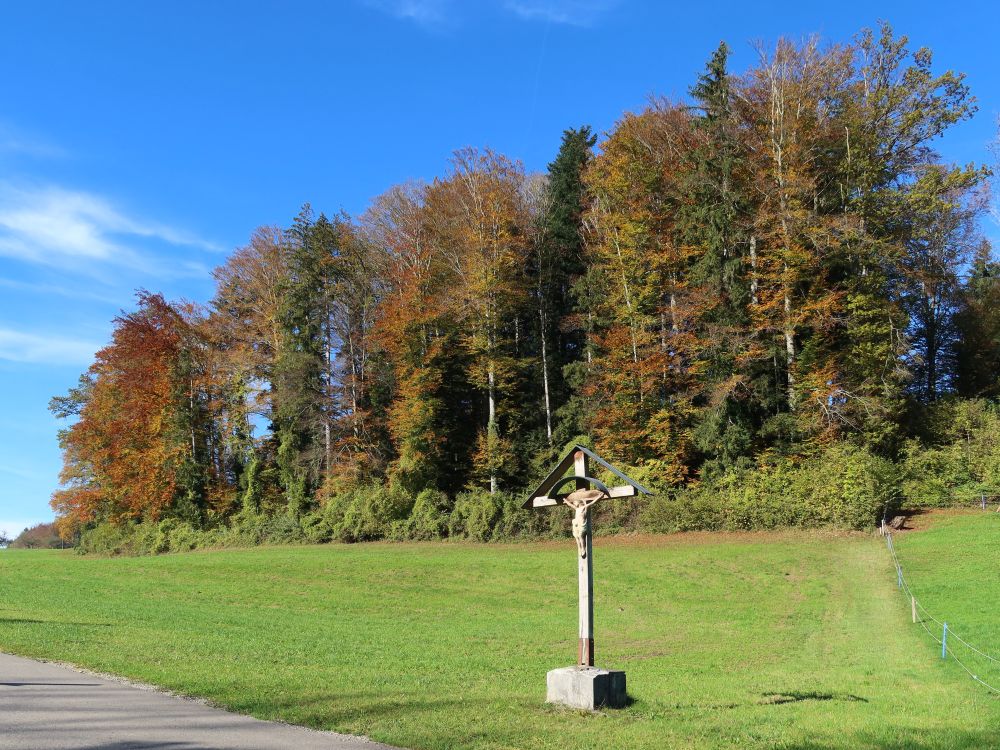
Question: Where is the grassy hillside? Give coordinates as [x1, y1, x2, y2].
[2, 524, 998, 749]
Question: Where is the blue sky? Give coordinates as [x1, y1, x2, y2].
[1, 0, 997, 536]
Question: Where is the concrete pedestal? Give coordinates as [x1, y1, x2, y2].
[546, 666, 627, 710]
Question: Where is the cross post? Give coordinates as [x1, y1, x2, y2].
[522, 444, 651, 709]
[575, 450, 595, 667]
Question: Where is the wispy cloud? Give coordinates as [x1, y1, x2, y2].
[0, 327, 100, 367]
[0, 276, 122, 305]
[362, 0, 451, 28]
[0, 182, 221, 277]
[0, 463, 42, 481]
[502, 0, 618, 26]
[362, 0, 617, 28]
[0, 122, 66, 159]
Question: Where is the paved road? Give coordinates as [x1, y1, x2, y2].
[0, 652, 400, 750]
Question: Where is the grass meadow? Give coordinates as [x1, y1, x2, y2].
[2, 514, 999, 749]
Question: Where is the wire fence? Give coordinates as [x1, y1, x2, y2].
[883, 527, 1000, 695]
[895, 490, 1000, 512]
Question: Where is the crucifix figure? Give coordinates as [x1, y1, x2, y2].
[566, 488, 603, 559]
[523, 445, 651, 671]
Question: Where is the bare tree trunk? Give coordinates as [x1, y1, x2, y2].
[324, 311, 333, 471]
[925, 289, 939, 402]
[659, 308, 668, 402]
[610, 225, 639, 364]
[586, 311, 593, 365]
[487, 296, 498, 495]
[768, 63, 796, 412]
[488, 363, 498, 494]
[748, 235, 759, 306]
[189, 374, 196, 459]
[539, 305, 553, 445]
[348, 331, 359, 440]
[784, 282, 796, 411]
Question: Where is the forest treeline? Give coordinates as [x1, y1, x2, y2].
[50, 25, 1000, 553]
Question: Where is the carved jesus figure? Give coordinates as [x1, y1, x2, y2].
[563, 488, 605, 559]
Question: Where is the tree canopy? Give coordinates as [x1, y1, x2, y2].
[50, 25, 996, 542]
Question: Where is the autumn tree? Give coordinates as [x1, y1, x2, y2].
[50, 293, 217, 530]
[738, 37, 856, 448]
[427, 148, 533, 492]
[583, 103, 701, 480]
[324, 218, 392, 488]
[366, 183, 476, 495]
[209, 226, 290, 511]
[48, 23, 996, 545]
[837, 23, 980, 447]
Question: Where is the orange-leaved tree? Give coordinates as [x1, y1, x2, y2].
[51, 292, 215, 532]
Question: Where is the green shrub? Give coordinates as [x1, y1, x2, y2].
[72, 438, 904, 556]
[262, 513, 307, 545]
[300, 510, 334, 544]
[151, 519, 175, 554]
[722, 463, 807, 529]
[448, 490, 556, 541]
[901, 441, 968, 506]
[732, 446, 897, 530]
[829, 445, 900, 528]
[449, 490, 502, 541]
[405, 489, 451, 540]
[902, 400, 1000, 507]
[336, 484, 414, 542]
[77, 522, 140, 555]
[638, 444, 898, 533]
[133, 522, 159, 553]
[205, 510, 266, 548]
[639, 488, 724, 533]
[491, 493, 545, 540]
[166, 520, 200, 552]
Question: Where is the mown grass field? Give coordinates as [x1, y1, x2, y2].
[889, 511, 1000, 688]
[2, 517, 999, 750]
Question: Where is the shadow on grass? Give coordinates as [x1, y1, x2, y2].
[0, 617, 110, 626]
[662, 692, 869, 711]
[47, 689, 1000, 750]
[248, 691, 500, 726]
[758, 691, 868, 705]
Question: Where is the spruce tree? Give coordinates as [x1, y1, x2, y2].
[682, 43, 757, 475]
[273, 206, 335, 515]
[534, 126, 596, 450]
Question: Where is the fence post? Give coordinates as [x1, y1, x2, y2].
[912, 596, 917, 624]
[942, 622, 948, 659]
[983, 493, 987, 511]
[897, 566, 902, 589]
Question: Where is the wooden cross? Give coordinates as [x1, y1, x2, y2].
[523, 445, 651, 667]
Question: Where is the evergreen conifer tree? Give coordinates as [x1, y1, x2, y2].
[273, 207, 336, 515]
[533, 126, 596, 450]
